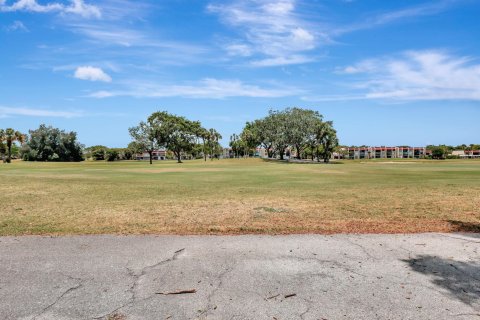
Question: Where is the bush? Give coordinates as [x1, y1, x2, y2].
[91, 148, 106, 161]
[105, 149, 119, 161]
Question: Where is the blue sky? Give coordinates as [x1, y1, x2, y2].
[1, 0, 479, 147]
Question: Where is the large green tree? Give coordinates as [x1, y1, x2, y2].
[243, 118, 275, 158]
[269, 109, 290, 160]
[241, 122, 261, 157]
[148, 111, 203, 163]
[283, 108, 323, 160]
[236, 107, 339, 162]
[429, 146, 448, 159]
[21, 125, 83, 162]
[315, 121, 338, 163]
[129, 121, 158, 165]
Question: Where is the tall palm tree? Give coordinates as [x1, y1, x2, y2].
[230, 133, 239, 158]
[0, 129, 5, 162]
[200, 128, 210, 162]
[3, 128, 25, 163]
[208, 128, 222, 160]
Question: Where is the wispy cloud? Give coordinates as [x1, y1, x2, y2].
[67, 22, 209, 56]
[89, 78, 303, 99]
[335, 59, 377, 74]
[333, 0, 462, 35]
[208, 0, 320, 67]
[307, 50, 480, 102]
[57, 4, 211, 66]
[225, 43, 253, 57]
[74, 66, 112, 82]
[301, 94, 367, 102]
[3, 20, 28, 32]
[251, 55, 315, 67]
[207, 0, 464, 67]
[0, 106, 83, 118]
[11, 1, 211, 77]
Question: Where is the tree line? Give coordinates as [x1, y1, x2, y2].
[2, 109, 479, 163]
[426, 144, 480, 159]
[129, 111, 222, 164]
[230, 107, 339, 163]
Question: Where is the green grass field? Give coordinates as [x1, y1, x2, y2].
[1, 158, 479, 235]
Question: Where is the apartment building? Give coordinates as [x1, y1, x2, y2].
[453, 150, 480, 158]
[347, 147, 429, 159]
[135, 149, 167, 161]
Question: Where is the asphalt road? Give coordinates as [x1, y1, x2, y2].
[0, 234, 479, 320]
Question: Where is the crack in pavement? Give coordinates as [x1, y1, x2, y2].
[33, 281, 83, 320]
[93, 248, 185, 320]
[435, 233, 480, 244]
[345, 238, 378, 260]
[198, 263, 236, 317]
[453, 313, 480, 317]
[299, 297, 314, 320]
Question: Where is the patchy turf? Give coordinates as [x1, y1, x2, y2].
[0, 158, 479, 235]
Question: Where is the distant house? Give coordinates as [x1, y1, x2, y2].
[464, 150, 480, 158]
[222, 148, 232, 159]
[135, 149, 167, 161]
[453, 150, 480, 158]
[347, 146, 429, 159]
[255, 147, 268, 158]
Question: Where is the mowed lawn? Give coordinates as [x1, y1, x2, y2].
[0, 159, 479, 235]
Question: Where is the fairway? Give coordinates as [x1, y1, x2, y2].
[0, 159, 479, 235]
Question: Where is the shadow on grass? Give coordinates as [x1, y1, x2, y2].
[448, 220, 480, 233]
[402, 255, 480, 307]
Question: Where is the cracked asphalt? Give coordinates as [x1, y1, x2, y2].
[0, 234, 479, 320]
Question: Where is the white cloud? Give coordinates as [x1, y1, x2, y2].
[0, 0, 62, 13]
[208, 0, 318, 66]
[208, 0, 465, 67]
[0, 106, 82, 118]
[329, 50, 480, 101]
[89, 78, 302, 99]
[63, 0, 101, 18]
[74, 66, 112, 82]
[4, 20, 28, 32]
[335, 59, 377, 74]
[0, 0, 101, 18]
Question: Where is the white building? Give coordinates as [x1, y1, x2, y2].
[136, 149, 167, 161]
